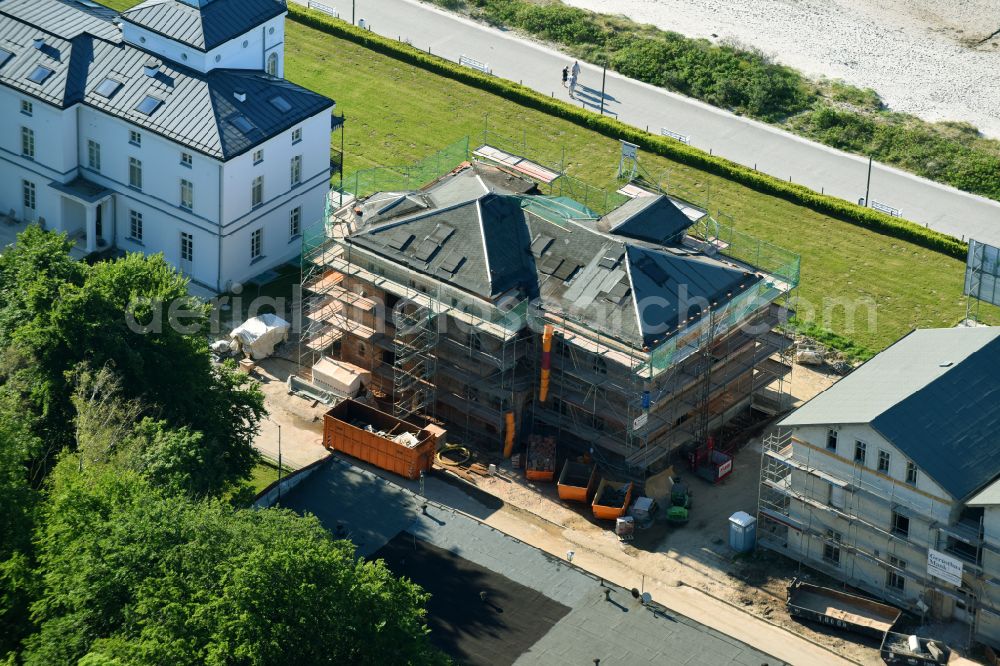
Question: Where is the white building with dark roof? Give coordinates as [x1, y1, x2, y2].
[759, 326, 1000, 648]
[0, 0, 337, 292]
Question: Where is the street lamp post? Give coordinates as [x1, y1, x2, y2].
[864, 155, 873, 207]
[600, 62, 607, 115]
[276, 421, 283, 501]
[352, 0, 356, 25]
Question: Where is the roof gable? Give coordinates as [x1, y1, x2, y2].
[781, 327, 1000, 500]
[871, 334, 1000, 500]
[122, 0, 286, 52]
[603, 195, 694, 246]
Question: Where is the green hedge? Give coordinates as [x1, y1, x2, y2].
[289, 5, 968, 260]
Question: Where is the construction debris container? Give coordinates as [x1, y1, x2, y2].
[786, 578, 902, 638]
[592, 480, 633, 521]
[728, 511, 757, 553]
[557, 461, 597, 502]
[880, 632, 951, 665]
[525, 434, 556, 481]
[323, 399, 436, 480]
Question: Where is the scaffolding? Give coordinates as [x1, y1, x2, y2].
[392, 298, 438, 419]
[301, 135, 800, 484]
[757, 430, 993, 632]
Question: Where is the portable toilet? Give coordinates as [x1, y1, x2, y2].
[729, 511, 757, 553]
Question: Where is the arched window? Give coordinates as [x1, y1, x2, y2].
[266, 52, 278, 77]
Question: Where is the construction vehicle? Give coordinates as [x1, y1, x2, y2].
[667, 477, 691, 525]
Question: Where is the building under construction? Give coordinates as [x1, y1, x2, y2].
[300, 152, 800, 481]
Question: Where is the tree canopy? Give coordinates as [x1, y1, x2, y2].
[25, 461, 442, 666]
[0, 228, 442, 663]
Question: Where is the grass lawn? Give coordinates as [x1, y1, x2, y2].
[249, 459, 294, 495]
[96, 1, 997, 353]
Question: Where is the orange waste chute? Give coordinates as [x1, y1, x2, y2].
[539, 324, 553, 402]
[503, 411, 516, 458]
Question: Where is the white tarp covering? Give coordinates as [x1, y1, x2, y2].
[230, 314, 290, 360]
[311, 357, 370, 396]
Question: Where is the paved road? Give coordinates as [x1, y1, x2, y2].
[296, 0, 1000, 248]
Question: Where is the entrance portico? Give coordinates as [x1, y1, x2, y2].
[49, 177, 113, 255]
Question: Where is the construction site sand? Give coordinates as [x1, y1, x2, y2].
[562, 0, 1000, 138]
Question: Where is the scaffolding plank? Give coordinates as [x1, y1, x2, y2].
[303, 271, 344, 293]
[472, 145, 560, 183]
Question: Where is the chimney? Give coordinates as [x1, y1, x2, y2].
[143, 57, 161, 78]
[33, 38, 45, 50]
[233, 90, 247, 103]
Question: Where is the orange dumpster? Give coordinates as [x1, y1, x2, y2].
[592, 479, 633, 521]
[323, 399, 436, 480]
[557, 461, 598, 502]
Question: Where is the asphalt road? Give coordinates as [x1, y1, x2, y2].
[295, 0, 1000, 248]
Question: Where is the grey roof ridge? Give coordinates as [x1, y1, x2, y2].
[358, 194, 483, 236]
[778, 328, 921, 427]
[622, 249, 645, 347]
[475, 196, 493, 295]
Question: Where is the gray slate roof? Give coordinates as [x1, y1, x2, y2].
[598, 194, 695, 246]
[350, 167, 766, 348]
[0, 0, 332, 159]
[781, 326, 1000, 501]
[282, 458, 783, 666]
[0, 0, 118, 41]
[121, 0, 286, 52]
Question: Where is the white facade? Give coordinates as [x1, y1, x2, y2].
[121, 14, 285, 77]
[0, 3, 331, 293]
[761, 423, 1000, 647]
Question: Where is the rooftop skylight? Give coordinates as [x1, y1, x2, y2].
[269, 95, 292, 113]
[135, 95, 163, 115]
[0, 48, 13, 68]
[230, 114, 256, 134]
[26, 65, 53, 85]
[94, 77, 122, 99]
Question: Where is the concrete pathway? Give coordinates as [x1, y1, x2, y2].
[294, 0, 1000, 247]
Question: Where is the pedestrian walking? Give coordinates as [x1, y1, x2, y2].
[561, 66, 568, 87]
[571, 60, 581, 79]
[568, 72, 577, 99]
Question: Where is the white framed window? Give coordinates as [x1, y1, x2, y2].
[877, 450, 891, 474]
[854, 440, 867, 465]
[87, 140, 101, 171]
[180, 152, 192, 168]
[180, 179, 193, 210]
[251, 175, 263, 208]
[291, 127, 302, 144]
[290, 155, 302, 186]
[905, 461, 917, 485]
[21, 127, 34, 158]
[250, 228, 262, 260]
[886, 556, 906, 591]
[891, 510, 910, 538]
[289, 206, 301, 238]
[129, 129, 141, 146]
[20, 100, 32, 116]
[129, 210, 143, 241]
[22, 180, 35, 210]
[823, 529, 842, 566]
[252, 148, 263, 165]
[826, 429, 837, 451]
[129, 157, 142, 189]
[180, 232, 193, 262]
[266, 52, 278, 76]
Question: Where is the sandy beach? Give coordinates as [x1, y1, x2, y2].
[562, 0, 1000, 137]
